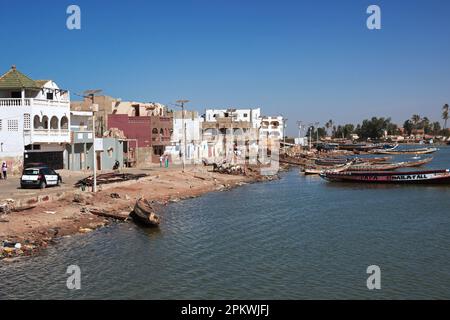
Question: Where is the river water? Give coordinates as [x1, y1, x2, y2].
[1, 146, 450, 299]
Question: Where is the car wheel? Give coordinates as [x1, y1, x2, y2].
[39, 181, 46, 189]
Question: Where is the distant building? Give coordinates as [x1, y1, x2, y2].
[259, 116, 284, 140]
[65, 111, 124, 171]
[0, 65, 70, 171]
[107, 112, 172, 164]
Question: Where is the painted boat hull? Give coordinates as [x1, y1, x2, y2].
[320, 169, 450, 184]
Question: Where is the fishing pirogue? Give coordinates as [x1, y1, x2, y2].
[131, 197, 161, 227]
[319, 169, 450, 184]
[371, 147, 438, 155]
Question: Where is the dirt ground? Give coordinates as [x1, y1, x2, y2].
[0, 166, 276, 261]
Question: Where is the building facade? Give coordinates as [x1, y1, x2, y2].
[0, 66, 70, 172]
[65, 110, 124, 171]
[108, 113, 172, 164]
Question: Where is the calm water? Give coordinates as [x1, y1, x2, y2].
[1, 146, 450, 299]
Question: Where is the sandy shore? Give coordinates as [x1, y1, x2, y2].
[0, 166, 276, 261]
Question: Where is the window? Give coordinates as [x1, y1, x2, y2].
[24, 113, 31, 130]
[243, 113, 248, 117]
[0, 119, 2, 131]
[46, 92, 54, 100]
[7, 120, 18, 131]
[11, 91, 21, 98]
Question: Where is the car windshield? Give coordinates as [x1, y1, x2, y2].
[24, 169, 40, 175]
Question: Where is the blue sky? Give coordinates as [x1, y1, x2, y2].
[1, 0, 449, 134]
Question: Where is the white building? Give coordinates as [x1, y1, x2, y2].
[0, 65, 70, 171]
[204, 108, 261, 128]
[259, 115, 284, 139]
[166, 110, 203, 163]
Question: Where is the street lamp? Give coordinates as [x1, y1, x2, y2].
[175, 99, 189, 172]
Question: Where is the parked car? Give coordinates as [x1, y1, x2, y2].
[20, 167, 62, 189]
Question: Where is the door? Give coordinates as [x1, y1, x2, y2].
[43, 168, 59, 185]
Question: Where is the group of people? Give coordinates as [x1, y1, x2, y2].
[159, 155, 170, 168]
[1, 161, 7, 180]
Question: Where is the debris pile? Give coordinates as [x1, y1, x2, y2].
[75, 172, 148, 187]
[212, 161, 244, 175]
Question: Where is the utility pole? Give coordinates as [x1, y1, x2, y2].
[315, 122, 320, 145]
[296, 120, 303, 143]
[78, 89, 102, 193]
[176, 99, 189, 173]
[283, 119, 286, 153]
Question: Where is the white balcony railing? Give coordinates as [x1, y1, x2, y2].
[0, 98, 69, 107]
[0, 98, 31, 106]
[24, 129, 70, 143]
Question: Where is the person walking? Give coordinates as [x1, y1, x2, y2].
[164, 155, 169, 168]
[1, 161, 7, 180]
[159, 155, 164, 168]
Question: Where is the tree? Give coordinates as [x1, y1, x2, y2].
[421, 117, 431, 134]
[403, 120, 413, 136]
[431, 122, 441, 135]
[356, 117, 393, 140]
[411, 114, 421, 130]
[443, 104, 449, 130]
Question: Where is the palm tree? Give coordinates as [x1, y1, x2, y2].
[442, 104, 449, 131]
[411, 114, 421, 130]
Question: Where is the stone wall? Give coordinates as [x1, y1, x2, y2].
[0, 155, 24, 176]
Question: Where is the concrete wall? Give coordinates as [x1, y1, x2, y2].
[64, 138, 123, 171]
[0, 155, 23, 175]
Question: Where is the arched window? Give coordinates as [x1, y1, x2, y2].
[152, 128, 158, 134]
[160, 128, 164, 134]
[60, 116, 69, 130]
[33, 115, 41, 129]
[42, 116, 49, 129]
[50, 116, 59, 130]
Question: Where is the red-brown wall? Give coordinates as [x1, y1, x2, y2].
[107, 114, 173, 162]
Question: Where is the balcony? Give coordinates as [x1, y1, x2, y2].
[24, 129, 71, 144]
[0, 98, 69, 108]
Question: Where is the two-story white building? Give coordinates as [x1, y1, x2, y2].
[204, 108, 261, 128]
[259, 115, 284, 139]
[0, 65, 70, 172]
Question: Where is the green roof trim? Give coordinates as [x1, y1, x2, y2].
[0, 65, 39, 89]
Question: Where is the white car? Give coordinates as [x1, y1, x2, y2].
[21, 167, 62, 189]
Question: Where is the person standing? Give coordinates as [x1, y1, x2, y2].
[165, 155, 169, 168]
[159, 155, 164, 167]
[1, 161, 7, 180]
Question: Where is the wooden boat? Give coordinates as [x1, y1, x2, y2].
[315, 158, 348, 166]
[348, 162, 404, 171]
[320, 169, 450, 184]
[304, 162, 352, 175]
[401, 157, 433, 168]
[352, 156, 391, 163]
[371, 147, 438, 155]
[132, 198, 161, 227]
[347, 157, 432, 171]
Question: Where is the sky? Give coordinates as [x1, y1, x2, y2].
[1, 0, 449, 135]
